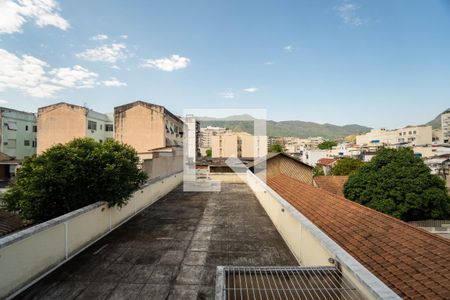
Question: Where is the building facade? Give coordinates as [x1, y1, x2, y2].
[356, 125, 432, 146]
[0, 107, 37, 160]
[442, 109, 450, 144]
[37, 102, 113, 154]
[114, 101, 183, 154]
[211, 132, 267, 159]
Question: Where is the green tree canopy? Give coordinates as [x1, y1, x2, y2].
[206, 149, 212, 157]
[313, 165, 324, 177]
[2, 138, 147, 222]
[318, 140, 337, 150]
[270, 144, 284, 153]
[344, 148, 450, 221]
[331, 158, 364, 176]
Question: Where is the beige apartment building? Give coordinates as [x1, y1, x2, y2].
[356, 125, 432, 146]
[114, 101, 183, 155]
[211, 132, 267, 158]
[37, 102, 113, 154]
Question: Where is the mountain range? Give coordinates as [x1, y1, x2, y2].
[200, 115, 371, 139]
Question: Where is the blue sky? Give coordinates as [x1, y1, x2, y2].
[0, 0, 449, 128]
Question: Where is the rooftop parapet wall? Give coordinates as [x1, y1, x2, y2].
[0, 173, 182, 299]
[245, 170, 401, 300]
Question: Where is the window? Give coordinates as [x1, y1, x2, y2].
[100, 124, 103, 130]
[24, 140, 30, 146]
[7, 139, 16, 149]
[88, 120, 97, 130]
[105, 124, 114, 132]
[32, 141, 36, 148]
[25, 125, 29, 131]
[33, 125, 37, 132]
[5, 122, 17, 131]
[413, 130, 416, 134]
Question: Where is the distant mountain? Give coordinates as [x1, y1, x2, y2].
[200, 115, 371, 139]
[426, 108, 449, 129]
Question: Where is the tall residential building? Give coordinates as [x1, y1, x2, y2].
[442, 109, 450, 144]
[356, 125, 432, 146]
[37, 102, 113, 154]
[0, 107, 37, 160]
[114, 101, 183, 154]
[199, 126, 229, 148]
[0, 107, 37, 179]
[211, 132, 267, 159]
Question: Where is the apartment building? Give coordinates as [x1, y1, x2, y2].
[442, 109, 450, 144]
[0, 107, 37, 179]
[211, 132, 267, 158]
[0, 107, 37, 160]
[199, 126, 228, 148]
[114, 101, 183, 155]
[356, 125, 432, 146]
[37, 102, 113, 154]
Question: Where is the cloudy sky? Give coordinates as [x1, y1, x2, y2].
[0, 0, 450, 128]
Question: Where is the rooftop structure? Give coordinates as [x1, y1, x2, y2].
[268, 174, 450, 299]
[37, 102, 113, 154]
[16, 183, 298, 299]
[114, 101, 183, 155]
[211, 132, 267, 159]
[313, 175, 349, 196]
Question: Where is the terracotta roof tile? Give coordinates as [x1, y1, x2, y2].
[268, 174, 450, 300]
[313, 176, 349, 196]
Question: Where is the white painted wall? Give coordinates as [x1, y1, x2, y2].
[0, 173, 182, 299]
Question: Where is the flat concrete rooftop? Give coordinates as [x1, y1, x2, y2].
[17, 183, 297, 299]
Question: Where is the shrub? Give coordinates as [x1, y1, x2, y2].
[331, 157, 364, 176]
[2, 138, 147, 222]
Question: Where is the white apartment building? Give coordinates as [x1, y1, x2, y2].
[356, 125, 432, 146]
[442, 109, 450, 144]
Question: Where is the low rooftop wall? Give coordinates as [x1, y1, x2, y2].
[0, 173, 182, 299]
[246, 170, 400, 300]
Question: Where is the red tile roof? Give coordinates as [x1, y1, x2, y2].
[313, 176, 349, 196]
[268, 174, 450, 300]
[317, 158, 338, 166]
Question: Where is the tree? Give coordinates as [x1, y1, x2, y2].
[344, 148, 450, 221]
[270, 144, 284, 153]
[2, 138, 147, 222]
[318, 140, 337, 150]
[206, 149, 212, 157]
[331, 158, 364, 176]
[313, 165, 324, 176]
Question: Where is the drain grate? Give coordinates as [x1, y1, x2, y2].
[215, 266, 362, 300]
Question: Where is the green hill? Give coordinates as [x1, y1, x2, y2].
[426, 108, 450, 129]
[200, 116, 371, 139]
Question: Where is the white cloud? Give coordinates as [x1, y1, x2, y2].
[49, 65, 98, 88]
[111, 65, 121, 70]
[243, 87, 258, 93]
[0, 0, 69, 34]
[0, 99, 9, 104]
[335, 3, 363, 27]
[264, 61, 274, 65]
[102, 77, 127, 87]
[220, 91, 235, 99]
[91, 34, 108, 41]
[283, 45, 293, 52]
[141, 54, 190, 72]
[76, 43, 127, 64]
[120, 34, 128, 39]
[0, 48, 125, 98]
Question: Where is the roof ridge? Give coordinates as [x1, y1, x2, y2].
[272, 174, 450, 245]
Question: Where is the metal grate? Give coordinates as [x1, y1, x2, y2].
[216, 266, 362, 300]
